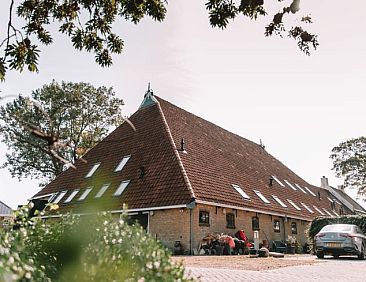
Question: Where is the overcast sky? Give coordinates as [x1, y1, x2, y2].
[1, 0, 365, 209]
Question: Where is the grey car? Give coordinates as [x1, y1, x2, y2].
[315, 224, 366, 259]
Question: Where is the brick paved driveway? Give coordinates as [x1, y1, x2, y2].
[186, 256, 366, 282]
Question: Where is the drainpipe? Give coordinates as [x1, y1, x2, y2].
[283, 216, 287, 242]
[186, 200, 196, 255]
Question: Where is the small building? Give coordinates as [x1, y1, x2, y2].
[32, 89, 365, 253]
[0, 201, 13, 228]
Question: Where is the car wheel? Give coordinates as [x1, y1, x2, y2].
[316, 252, 324, 259]
[358, 245, 365, 260]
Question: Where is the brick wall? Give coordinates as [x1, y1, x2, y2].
[149, 208, 190, 250]
[148, 204, 311, 253]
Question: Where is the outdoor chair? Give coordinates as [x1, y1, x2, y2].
[272, 240, 287, 253]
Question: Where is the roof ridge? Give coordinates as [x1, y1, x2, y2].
[156, 102, 196, 200]
[156, 96, 313, 187]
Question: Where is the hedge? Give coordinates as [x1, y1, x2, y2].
[308, 215, 366, 245]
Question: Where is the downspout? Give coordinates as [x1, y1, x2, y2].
[186, 200, 196, 255]
[282, 216, 287, 242]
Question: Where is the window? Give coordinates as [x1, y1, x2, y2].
[295, 184, 307, 194]
[253, 190, 270, 204]
[95, 184, 110, 198]
[114, 155, 131, 172]
[48, 193, 58, 202]
[85, 163, 101, 178]
[332, 210, 340, 217]
[113, 180, 131, 196]
[64, 189, 80, 203]
[304, 186, 317, 196]
[291, 222, 298, 234]
[322, 208, 333, 217]
[284, 180, 297, 191]
[226, 213, 235, 229]
[313, 205, 325, 215]
[3, 219, 9, 226]
[272, 195, 287, 208]
[287, 199, 301, 211]
[52, 191, 67, 204]
[252, 216, 260, 231]
[273, 219, 280, 233]
[199, 210, 210, 226]
[272, 176, 285, 187]
[78, 187, 93, 201]
[301, 203, 314, 213]
[232, 184, 250, 200]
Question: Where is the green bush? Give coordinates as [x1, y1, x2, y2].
[0, 205, 195, 281]
[308, 215, 366, 245]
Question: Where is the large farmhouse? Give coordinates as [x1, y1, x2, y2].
[32, 89, 365, 253]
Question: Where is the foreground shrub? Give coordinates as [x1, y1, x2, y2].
[0, 205, 195, 281]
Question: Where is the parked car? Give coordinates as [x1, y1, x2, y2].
[315, 224, 366, 260]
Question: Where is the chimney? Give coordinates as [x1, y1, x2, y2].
[321, 176, 329, 189]
[180, 138, 187, 153]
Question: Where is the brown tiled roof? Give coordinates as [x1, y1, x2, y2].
[33, 95, 362, 219]
[33, 101, 193, 212]
[157, 97, 357, 220]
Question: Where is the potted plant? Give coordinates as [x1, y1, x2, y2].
[286, 235, 297, 254]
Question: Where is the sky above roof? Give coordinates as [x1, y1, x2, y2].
[0, 0, 365, 209]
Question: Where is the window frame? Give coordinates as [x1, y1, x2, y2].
[199, 210, 210, 226]
[85, 162, 101, 178]
[291, 222, 298, 234]
[78, 187, 93, 201]
[226, 213, 236, 229]
[252, 216, 260, 231]
[253, 190, 270, 204]
[95, 183, 110, 198]
[113, 180, 131, 196]
[114, 155, 131, 172]
[273, 219, 281, 233]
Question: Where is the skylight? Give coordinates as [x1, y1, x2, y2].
[95, 184, 110, 198]
[64, 190, 80, 203]
[332, 210, 340, 216]
[322, 208, 333, 217]
[272, 195, 287, 208]
[254, 190, 270, 204]
[313, 205, 325, 215]
[114, 180, 131, 196]
[114, 155, 131, 172]
[78, 187, 93, 201]
[301, 203, 314, 213]
[48, 193, 58, 202]
[232, 184, 250, 200]
[287, 199, 301, 211]
[85, 163, 101, 178]
[271, 176, 285, 187]
[304, 186, 317, 196]
[284, 180, 297, 191]
[53, 191, 67, 204]
[295, 184, 307, 194]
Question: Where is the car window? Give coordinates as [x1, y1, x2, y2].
[321, 225, 352, 232]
